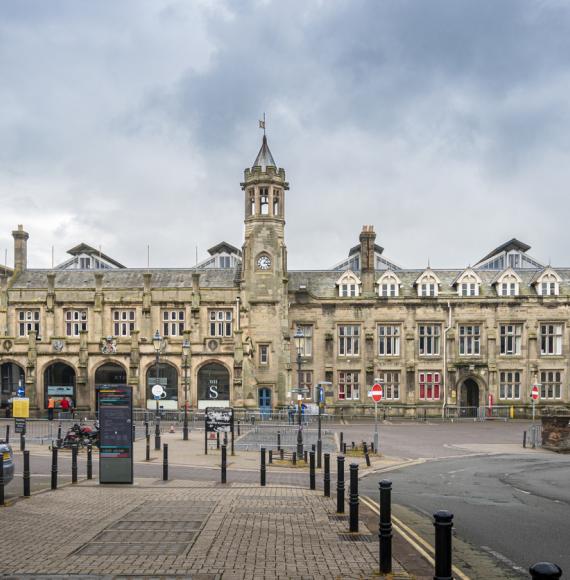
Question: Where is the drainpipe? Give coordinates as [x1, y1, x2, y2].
[236, 296, 241, 331]
[442, 301, 452, 419]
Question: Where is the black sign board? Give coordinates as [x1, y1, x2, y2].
[205, 407, 233, 433]
[97, 385, 133, 484]
[15, 418, 26, 434]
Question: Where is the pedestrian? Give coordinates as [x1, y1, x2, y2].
[47, 396, 55, 421]
[60, 396, 71, 417]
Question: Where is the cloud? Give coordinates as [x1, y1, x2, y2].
[1, 0, 570, 269]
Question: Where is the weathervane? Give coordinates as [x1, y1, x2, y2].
[259, 112, 266, 136]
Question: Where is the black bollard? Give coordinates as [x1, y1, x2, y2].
[523, 431, 527, 448]
[529, 562, 563, 580]
[349, 463, 359, 533]
[277, 431, 281, 451]
[145, 421, 149, 438]
[336, 455, 345, 514]
[268, 449, 273, 464]
[280, 449, 284, 460]
[303, 450, 308, 463]
[292, 451, 297, 465]
[317, 439, 322, 469]
[0, 455, 4, 506]
[163, 443, 169, 481]
[146, 434, 150, 461]
[363, 442, 371, 467]
[237, 420, 241, 436]
[433, 510, 453, 580]
[4, 424, 9, 444]
[57, 424, 62, 448]
[23, 450, 31, 497]
[71, 444, 78, 484]
[370, 441, 375, 453]
[221, 444, 227, 484]
[260, 447, 266, 486]
[51, 447, 58, 490]
[343, 442, 347, 454]
[324, 453, 330, 497]
[155, 417, 161, 451]
[20, 432, 25, 452]
[87, 444, 93, 480]
[309, 451, 316, 490]
[216, 432, 220, 449]
[340, 431, 344, 452]
[379, 480, 393, 574]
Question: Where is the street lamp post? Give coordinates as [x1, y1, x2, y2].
[182, 338, 191, 441]
[294, 328, 305, 458]
[316, 381, 331, 469]
[152, 330, 163, 450]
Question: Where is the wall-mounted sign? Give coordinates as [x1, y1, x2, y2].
[47, 386, 74, 396]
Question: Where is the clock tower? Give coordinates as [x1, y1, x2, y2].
[239, 134, 290, 408]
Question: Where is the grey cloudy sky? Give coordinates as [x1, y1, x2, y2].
[1, 0, 570, 270]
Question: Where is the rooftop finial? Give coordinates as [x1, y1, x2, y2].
[259, 113, 266, 136]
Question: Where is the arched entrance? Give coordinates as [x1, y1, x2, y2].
[460, 378, 480, 417]
[146, 362, 178, 410]
[44, 362, 76, 409]
[95, 362, 127, 408]
[197, 363, 230, 409]
[258, 387, 272, 417]
[0, 362, 25, 409]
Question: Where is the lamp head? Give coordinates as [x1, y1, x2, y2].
[152, 329, 162, 352]
[294, 327, 304, 352]
[182, 337, 191, 357]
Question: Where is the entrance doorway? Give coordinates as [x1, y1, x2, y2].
[44, 362, 76, 409]
[197, 363, 230, 409]
[258, 387, 272, 417]
[460, 378, 480, 417]
[0, 362, 25, 409]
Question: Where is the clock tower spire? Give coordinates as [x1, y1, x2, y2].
[239, 131, 290, 409]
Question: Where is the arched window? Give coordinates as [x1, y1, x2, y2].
[260, 187, 269, 215]
[44, 362, 76, 409]
[336, 270, 361, 297]
[197, 363, 230, 409]
[377, 271, 401, 297]
[272, 189, 280, 216]
[0, 362, 25, 409]
[146, 362, 178, 410]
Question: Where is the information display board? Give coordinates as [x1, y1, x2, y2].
[15, 418, 26, 434]
[97, 385, 133, 484]
[205, 407, 233, 433]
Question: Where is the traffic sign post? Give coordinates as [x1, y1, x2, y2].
[368, 382, 383, 452]
[531, 384, 540, 428]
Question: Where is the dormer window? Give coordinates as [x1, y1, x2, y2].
[376, 271, 401, 297]
[534, 268, 561, 297]
[336, 270, 361, 297]
[453, 268, 482, 297]
[415, 269, 441, 298]
[493, 268, 521, 297]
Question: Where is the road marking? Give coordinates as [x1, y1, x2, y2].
[480, 545, 527, 575]
[361, 495, 471, 580]
[513, 487, 530, 495]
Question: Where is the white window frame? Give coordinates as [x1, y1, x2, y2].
[540, 323, 563, 356]
[378, 371, 400, 400]
[499, 324, 522, 356]
[338, 371, 360, 401]
[18, 309, 40, 338]
[259, 344, 269, 365]
[459, 282, 478, 297]
[65, 309, 88, 337]
[162, 309, 185, 337]
[295, 324, 313, 357]
[113, 309, 136, 337]
[418, 324, 441, 356]
[418, 371, 441, 400]
[458, 325, 481, 356]
[338, 325, 360, 356]
[540, 370, 562, 400]
[499, 371, 521, 400]
[378, 325, 400, 356]
[209, 310, 233, 337]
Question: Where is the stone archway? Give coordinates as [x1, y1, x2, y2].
[197, 362, 230, 409]
[44, 362, 76, 410]
[0, 361, 25, 409]
[460, 378, 480, 417]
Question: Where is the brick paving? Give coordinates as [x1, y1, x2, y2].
[0, 478, 410, 579]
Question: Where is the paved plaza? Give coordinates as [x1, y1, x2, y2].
[0, 477, 409, 579]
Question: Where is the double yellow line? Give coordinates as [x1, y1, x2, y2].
[360, 495, 471, 580]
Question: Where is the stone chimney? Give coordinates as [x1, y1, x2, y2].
[359, 225, 376, 294]
[12, 225, 29, 273]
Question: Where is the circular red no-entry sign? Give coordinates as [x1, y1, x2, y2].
[531, 385, 540, 401]
[371, 383, 383, 403]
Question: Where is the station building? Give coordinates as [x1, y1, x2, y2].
[1, 136, 569, 415]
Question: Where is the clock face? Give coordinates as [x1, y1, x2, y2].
[257, 255, 272, 270]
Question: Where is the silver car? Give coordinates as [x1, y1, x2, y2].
[0, 441, 14, 485]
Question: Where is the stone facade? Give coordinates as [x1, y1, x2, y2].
[1, 136, 569, 414]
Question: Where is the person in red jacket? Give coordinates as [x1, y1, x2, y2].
[60, 396, 71, 413]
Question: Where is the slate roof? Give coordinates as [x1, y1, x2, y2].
[288, 269, 570, 298]
[63, 243, 126, 268]
[252, 135, 276, 170]
[9, 268, 239, 289]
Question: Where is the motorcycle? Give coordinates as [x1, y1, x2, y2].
[62, 421, 99, 448]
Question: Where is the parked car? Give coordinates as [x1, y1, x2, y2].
[0, 440, 14, 484]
